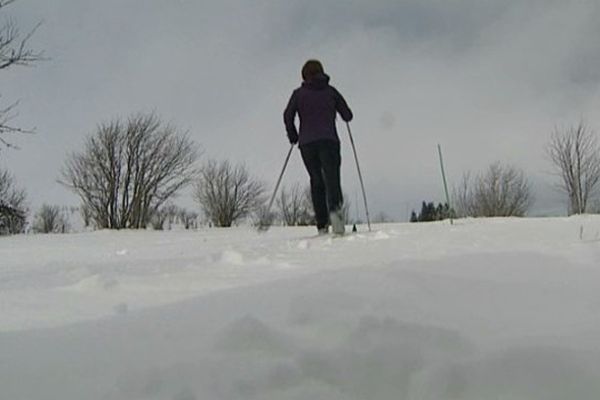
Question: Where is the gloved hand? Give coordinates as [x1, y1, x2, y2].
[287, 132, 298, 145]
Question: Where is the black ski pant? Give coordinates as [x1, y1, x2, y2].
[299, 139, 343, 229]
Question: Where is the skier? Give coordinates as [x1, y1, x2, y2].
[283, 59, 353, 235]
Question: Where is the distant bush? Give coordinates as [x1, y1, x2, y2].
[276, 184, 313, 226]
[195, 159, 265, 227]
[0, 169, 27, 235]
[32, 204, 69, 234]
[454, 162, 533, 217]
[410, 202, 454, 222]
[150, 204, 198, 230]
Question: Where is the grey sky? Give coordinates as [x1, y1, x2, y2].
[2, 0, 600, 220]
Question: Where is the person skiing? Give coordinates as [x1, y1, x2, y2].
[283, 59, 353, 235]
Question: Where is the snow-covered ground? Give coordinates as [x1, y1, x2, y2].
[1, 217, 600, 399]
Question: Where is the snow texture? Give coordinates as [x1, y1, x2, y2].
[1, 216, 600, 399]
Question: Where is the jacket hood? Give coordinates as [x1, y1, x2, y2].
[302, 73, 330, 90]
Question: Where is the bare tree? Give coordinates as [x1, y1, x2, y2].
[0, 168, 27, 234]
[163, 203, 180, 229]
[148, 203, 199, 230]
[80, 204, 92, 228]
[546, 122, 600, 215]
[0, 0, 43, 148]
[195, 159, 265, 227]
[453, 162, 533, 217]
[177, 207, 198, 230]
[276, 183, 312, 226]
[454, 172, 472, 218]
[149, 203, 182, 230]
[150, 206, 169, 230]
[33, 204, 69, 233]
[61, 113, 199, 229]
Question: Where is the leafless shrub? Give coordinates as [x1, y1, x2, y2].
[61, 113, 199, 229]
[276, 184, 313, 226]
[150, 203, 198, 230]
[288, 185, 353, 227]
[0, 168, 27, 234]
[195, 159, 265, 227]
[546, 122, 600, 215]
[178, 208, 198, 229]
[33, 204, 69, 233]
[80, 204, 92, 228]
[453, 162, 533, 217]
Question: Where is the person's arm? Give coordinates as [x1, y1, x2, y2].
[333, 87, 353, 122]
[283, 90, 299, 143]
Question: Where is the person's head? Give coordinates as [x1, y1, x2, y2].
[301, 59, 324, 81]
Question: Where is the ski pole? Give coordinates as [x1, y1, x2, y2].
[346, 122, 372, 231]
[258, 143, 295, 231]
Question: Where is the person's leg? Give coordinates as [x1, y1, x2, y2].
[300, 143, 329, 230]
[319, 141, 343, 213]
[319, 141, 344, 234]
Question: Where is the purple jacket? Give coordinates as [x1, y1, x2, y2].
[283, 73, 353, 146]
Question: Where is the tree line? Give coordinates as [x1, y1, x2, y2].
[2, 110, 325, 234]
[5, 114, 598, 234]
[409, 122, 600, 222]
[4, 115, 600, 234]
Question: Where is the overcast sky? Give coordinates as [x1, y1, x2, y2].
[2, 0, 600, 220]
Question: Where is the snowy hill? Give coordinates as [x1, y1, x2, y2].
[1, 217, 600, 399]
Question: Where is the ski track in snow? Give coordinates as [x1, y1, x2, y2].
[1, 216, 600, 399]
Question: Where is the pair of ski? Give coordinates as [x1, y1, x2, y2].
[317, 231, 349, 239]
[258, 122, 372, 235]
[312, 223, 361, 239]
[305, 228, 370, 241]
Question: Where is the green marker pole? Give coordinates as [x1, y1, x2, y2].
[437, 144, 453, 225]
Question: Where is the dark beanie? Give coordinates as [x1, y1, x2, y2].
[301, 59, 324, 81]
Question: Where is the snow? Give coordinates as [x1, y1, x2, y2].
[1, 216, 600, 399]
